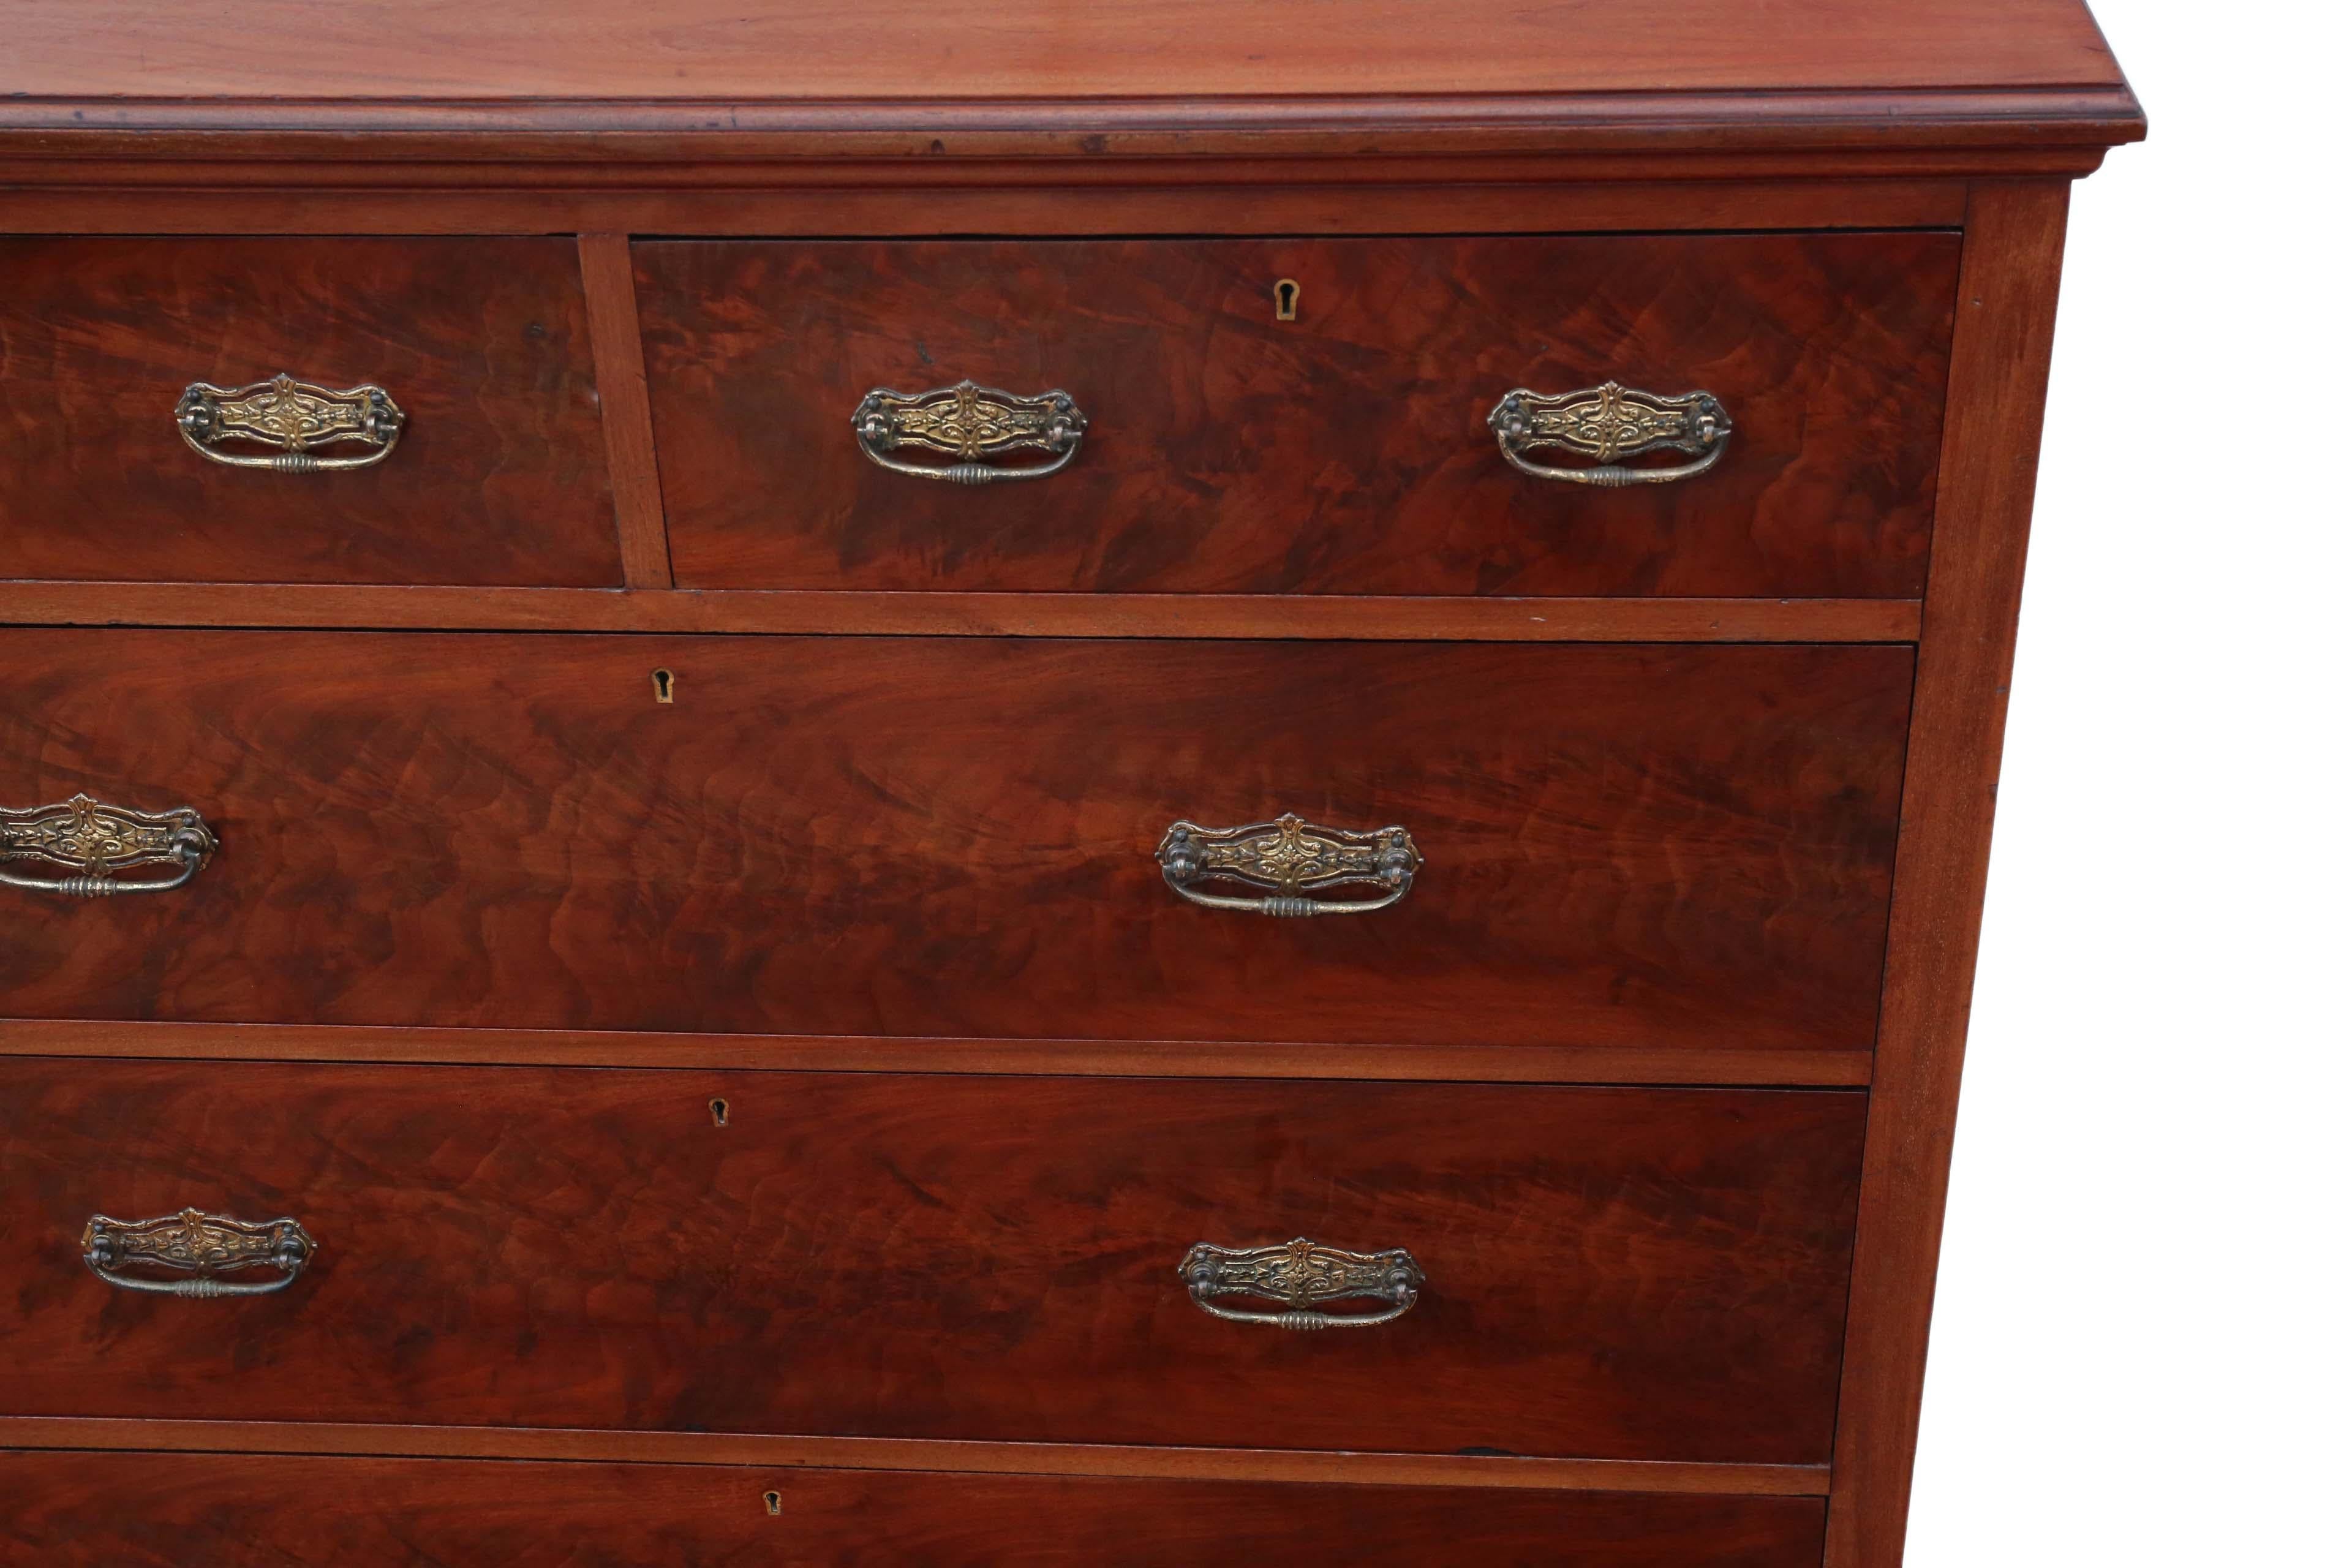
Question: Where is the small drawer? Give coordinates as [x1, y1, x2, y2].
[3, 1451, 1831, 1566]
[638, 232, 1958, 597]
[0, 630, 1910, 1057]
[0, 1059, 1866, 1463]
[0, 237, 621, 586]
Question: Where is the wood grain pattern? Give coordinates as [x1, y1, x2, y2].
[0, 631, 1912, 1053]
[1826, 180, 2076, 1568]
[0, 1452, 1832, 1567]
[0, 1060, 1866, 1464]
[577, 233, 672, 589]
[0, 0, 2130, 102]
[0, 179, 1973, 244]
[0, 238, 620, 587]
[0, 582, 1923, 643]
[0, 1415, 1831, 1494]
[0, 2, 2141, 1549]
[0, 1019, 1875, 1088]
[0, 122, 2144, 181]
[640, 234, 1959, 598]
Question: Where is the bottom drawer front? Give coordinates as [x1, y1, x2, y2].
[2, 1452, 1829, 1567]
[0, 1060, 1864, 1463]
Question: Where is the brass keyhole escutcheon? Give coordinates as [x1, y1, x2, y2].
[709, 1097, 729, 1127]
[651, 668, 676, 704]
[1274, 279, 1300, 321]
[761, 1491, 783, 1516]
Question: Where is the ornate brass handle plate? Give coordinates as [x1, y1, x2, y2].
[853, 379, 1088, 484]
[1156, 813, 1420, 918]
[1181, 1238, 1426, 1331]
[1488, 380, 1732, 487]
[1, 794, 217, 897]
[83, 1208, 317, 1298]
[176, 372, 405, 472]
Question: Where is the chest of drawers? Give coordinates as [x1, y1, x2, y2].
[0, 3, 2140, 1564]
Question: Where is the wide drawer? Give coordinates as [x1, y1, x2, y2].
[0, 238, 620, 587]
[638, 233, 1958, 596]
[0, 1060, 1865, 1463]
[0, 631, 1910, 1054]
[2, 1452, 1830, 1567]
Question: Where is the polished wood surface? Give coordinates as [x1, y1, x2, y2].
[0, 178, 1973, 240]
[0, 631, 1910, 1052]
[0, 4, 2140, 1554]
[641, 235, 1957, 598]
[0, 1019, 1875, 1088]
[0, 0, 2128, 100]
[0, 1415, 1830, 1494]
[0, 582, 1923, 643]
[577, 233, 673, 589]
[1, 1452, 1833, 1567]
[1828, 181, 2076, 1568]
[0, 0, 2139, 181]
[0, 1060, 1866, 1463]
[0, 237, 619, 588]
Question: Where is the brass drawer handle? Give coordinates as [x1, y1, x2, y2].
[853, 379, 1088, 485]
[176, 372, 406, 472]
[1181, 1238, 1425, 1331]
[1156, 812, 1420, 918]
[1, 794, 217, 897]
[83, 1208, 317, 1299]
[1488, 380, 1732, 488]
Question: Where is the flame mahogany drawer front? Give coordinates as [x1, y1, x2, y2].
[0, 1058, 1865, 1463]
[3, 1453, 1832, 1568]
[0, 628, 1910, 1054]
[636, 233, 1961, 597]
[0, 237, 622, 589]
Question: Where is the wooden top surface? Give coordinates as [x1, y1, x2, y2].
[3, 0, 2127, 102]
[0, 0, 2141, 160]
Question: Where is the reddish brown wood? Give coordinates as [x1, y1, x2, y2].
[0, 1059, 1866, 1464]
[0, 237, 620, 589]
[0, 1416, 1831, 1494]
[1826, 180, 2076, 1568]
[639, 234, 1958, 598]
[0, 0, 2141, 183]
[0, 10, 2140, 1548]
[0, 0, 2132, 102]
[0, 144, 2136, 192]
[577, 234, 673, 588]
[0, 631, 1911, 1053]
[0, 1020, 1875, 1088]
[0, 582, 1922, 643]
[0, 1451, 1832, 1567]
[0, 181, 1972, 239]
[0, 134, 2128, 188]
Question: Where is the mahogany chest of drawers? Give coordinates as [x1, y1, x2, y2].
[0, 4, 2140, 1563]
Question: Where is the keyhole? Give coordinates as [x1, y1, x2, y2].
[651, 668, 675, 704]
[1274, 279, 1300, 322]
[709, 1097, 729, 1127]
[761, 1490, 782, 1516]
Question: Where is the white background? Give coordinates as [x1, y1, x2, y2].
[1907, 2, 2348, 1562]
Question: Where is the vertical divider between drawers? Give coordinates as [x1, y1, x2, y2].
[579, 232, 676, 589]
